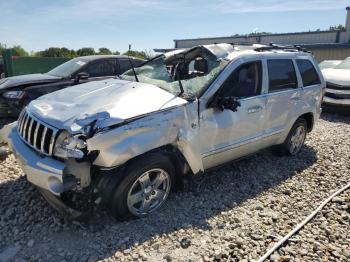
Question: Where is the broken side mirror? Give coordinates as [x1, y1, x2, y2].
[217, 96, 241, 112]
[75, 72, 90, 82]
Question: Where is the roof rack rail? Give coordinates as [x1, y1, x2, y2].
[230, 42, 256, 46]
[254, 43, 311, 53]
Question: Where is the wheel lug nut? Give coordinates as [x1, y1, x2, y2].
[151, 191, 156, 195]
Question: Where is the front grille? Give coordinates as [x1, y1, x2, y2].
[326, 82, 350, 91]
[17, 110, 58, 155]
[325, 92, 350, 100]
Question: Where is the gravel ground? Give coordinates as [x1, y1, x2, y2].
[0, 113, 349, 262]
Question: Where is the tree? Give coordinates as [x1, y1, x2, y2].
[12, 45, 29, 56]
[60, 47, 76, 58]
[0, 43, 29, 57]
[113, 51, 120, 55]
[76, 47, 95, 56]
[122, 50, 146, 59]
[329, 24, 345, 31]
[98, 47, 112, 55]
[143, 49, 155, 60]
[35, 47, 77, 58]
[0, 43, 6, 56]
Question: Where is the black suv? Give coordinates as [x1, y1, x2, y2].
[0, 55, 144, 118]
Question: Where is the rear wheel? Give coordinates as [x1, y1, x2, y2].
[108, 154, 175, 220]
[275, 118, 307, 156]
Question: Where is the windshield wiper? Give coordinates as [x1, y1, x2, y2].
[175, 66, 184, 97]
[127, 44, 139, 82]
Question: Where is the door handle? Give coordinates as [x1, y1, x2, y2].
[247, 105, 263, 114]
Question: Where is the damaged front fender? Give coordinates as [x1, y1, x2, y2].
[87, 102, 204, 174]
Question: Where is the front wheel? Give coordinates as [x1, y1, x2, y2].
[108, 154, 175, 220]
[275, 118, 307, 156]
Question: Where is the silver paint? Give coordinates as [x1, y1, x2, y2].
[4, 45, 324, 196]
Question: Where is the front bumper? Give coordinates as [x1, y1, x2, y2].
[8, 127, 68, 195]
[38, 188, 86, 220]
[323, 96, 350, 106]
[322, 88, 350, 111]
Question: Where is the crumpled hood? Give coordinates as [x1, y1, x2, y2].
[0, 73, 61, 90]
[27, 78, 187, 131]
[322, 68, 350, 86]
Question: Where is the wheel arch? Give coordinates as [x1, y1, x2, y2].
[298, 112, 314, 132]
[94, 144, 192, 208]
[124, 144, 192, 178]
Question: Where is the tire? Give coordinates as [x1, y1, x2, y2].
[274, 118, 307, 156]
[108, 153, 175, 220]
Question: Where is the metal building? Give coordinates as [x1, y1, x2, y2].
[155, 7, 350, 62]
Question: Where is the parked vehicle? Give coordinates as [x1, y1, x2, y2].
[319, 60, 342, 70]
[0, 55, 144, 118]
[322, 57, 350, 112]
[4, 44, 324, 220]
[0, 57, 4, 79]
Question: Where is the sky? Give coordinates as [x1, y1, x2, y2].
[0, 0, 349, 54]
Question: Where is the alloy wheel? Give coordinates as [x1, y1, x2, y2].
[127, 168, 171, 216]
[289, 125, 306, 154]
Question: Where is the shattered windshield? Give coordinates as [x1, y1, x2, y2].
[121, 52, 228, 99]
[334, 57, 350, 70]
[46, 58, 87, 78]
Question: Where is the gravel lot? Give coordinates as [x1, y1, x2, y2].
[0, 113, 349, 262]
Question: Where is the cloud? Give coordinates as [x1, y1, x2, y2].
[0, 0, 176, 26]
[215, 0, 349, 13]
[0, 0, 182, 50]
[31, 0, 175, 21]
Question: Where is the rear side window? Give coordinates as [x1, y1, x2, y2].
[119, 59, 132, 74]
[84, 59, 116, 77]
[296, 59, 321, 87]
[118, 59, 145, 74]
[133, 59, 144, 67]
[267, 59, 297, 92]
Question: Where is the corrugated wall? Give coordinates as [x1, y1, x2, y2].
[261, 31, 338, 45]
[310, 47, 350, 62]
[174, 33, 350, 63]
[175, 31, 343, 48]
[339, 31, 348, 42]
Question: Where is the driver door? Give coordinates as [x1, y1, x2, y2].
[199, 60, 268, 170]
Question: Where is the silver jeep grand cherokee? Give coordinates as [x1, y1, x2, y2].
[5, 44, 324, 220]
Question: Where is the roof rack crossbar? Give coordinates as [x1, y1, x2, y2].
[254, 43, 311, 53]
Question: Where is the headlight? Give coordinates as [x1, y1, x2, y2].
[2, 91, 25, 99]
[53, 131, 86, 159]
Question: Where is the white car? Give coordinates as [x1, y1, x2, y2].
[319, 60, 342, 70]
[322, 57, 350, 111]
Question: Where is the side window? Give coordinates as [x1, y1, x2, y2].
[84, 59, 116, 77]
[267, 59, 297, 92]
[220, 61, 262, 98]
[119, 59, 132, 74]
[296, 59, 321, 87]
[133, 59, 144, 67]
